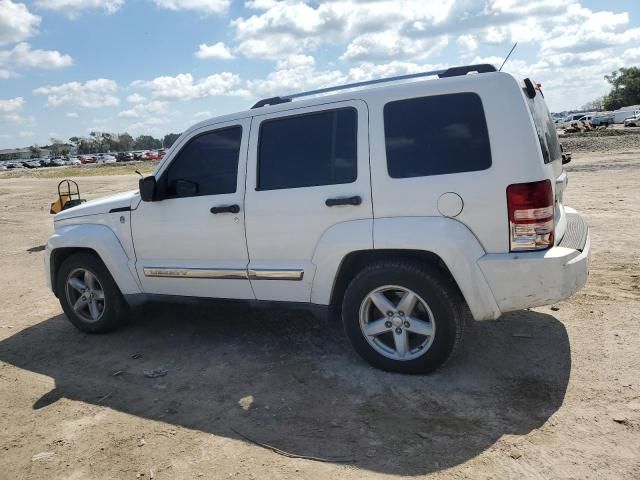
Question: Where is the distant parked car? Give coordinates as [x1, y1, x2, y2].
[79, 156, 96, 164]
[22, 160, 41, 169]
[95, 154, 116, 164]
[50, 158, 66, 167]
[117, 152, 134, 162]
[624, 114, 640, 127]
[68, 157, 82, 165]
[143, 151, 161, 160]
[6, 162, 24, 169]
[614, 109, 640, 124]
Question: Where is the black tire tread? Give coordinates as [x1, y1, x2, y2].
[56, 252, 129, 334]
[342, 258, 465, 373]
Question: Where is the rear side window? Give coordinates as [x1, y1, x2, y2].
[257, 108, 357, 190]
[165, 126, 242, 198]
[526, 94, 562, 164]
[384, 92, 491, 178]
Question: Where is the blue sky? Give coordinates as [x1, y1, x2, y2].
[1, 0, 639, 149]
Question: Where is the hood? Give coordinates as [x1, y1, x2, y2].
[54, 190, 139, 221]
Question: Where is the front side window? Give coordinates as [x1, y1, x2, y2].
[164, 126, 242, 198]
[257, 108, 357, 190]
[384, 92, 492, 178]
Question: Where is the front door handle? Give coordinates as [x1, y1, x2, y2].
[210, 204, 240, 214]
[325, 195, 362, 207]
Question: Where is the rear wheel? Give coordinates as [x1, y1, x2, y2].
[342, 260, 464, 374]
[56, 252, 129, 333]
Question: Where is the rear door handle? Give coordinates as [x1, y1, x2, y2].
[210, 204, 240, 214]
[325, 195, 362, 207]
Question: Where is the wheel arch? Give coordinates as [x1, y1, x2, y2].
[50, 247, 99, 296]
[318, 217, 503, 321]
[328, 249, 459, 314]
[47, 223, 142, 297]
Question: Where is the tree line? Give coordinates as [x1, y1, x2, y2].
[582, 66, 640, 111]
[29, 132, 182, 158]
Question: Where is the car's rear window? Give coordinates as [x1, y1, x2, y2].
[526, 92, 562, 164]
[383, 92, 492, 178]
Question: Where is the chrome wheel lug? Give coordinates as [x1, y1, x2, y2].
[395, 327, 402, 335]
[385, 321, 392, 328]
[404, 321, 410, 328]
[387, 311, 393, 317]
[398, 311, 405, 317]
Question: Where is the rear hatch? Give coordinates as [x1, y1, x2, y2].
[524, 83, 567, 244]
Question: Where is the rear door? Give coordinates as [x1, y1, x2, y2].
[244, 100, 372, 302]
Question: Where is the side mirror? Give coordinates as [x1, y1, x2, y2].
[139, 176, 156, 202]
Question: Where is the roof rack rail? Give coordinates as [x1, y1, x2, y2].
[250, 63, 497, 109]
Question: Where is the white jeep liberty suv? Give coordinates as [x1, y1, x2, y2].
[45, 64, 590, 374]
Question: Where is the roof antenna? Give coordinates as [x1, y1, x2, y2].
[499, 42, 518, 71]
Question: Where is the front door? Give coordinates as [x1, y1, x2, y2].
[244, 100, 372, 302]
[131, 119, 254, 299]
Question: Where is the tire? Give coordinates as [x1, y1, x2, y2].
[56, 252, 129, 333]
[342, 260, 464, 374]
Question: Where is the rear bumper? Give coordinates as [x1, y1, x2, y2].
[478, 213, 590, 313]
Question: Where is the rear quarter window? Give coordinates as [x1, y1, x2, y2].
[526, 94, 562, 164]
[384, 92, 492, 178]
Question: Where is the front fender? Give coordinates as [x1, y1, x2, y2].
[46, 223, 142, 295]
[374, 217, 501, 321]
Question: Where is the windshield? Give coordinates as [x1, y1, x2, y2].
[526, 92, 562, 164]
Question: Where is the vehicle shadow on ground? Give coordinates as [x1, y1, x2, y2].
[0, 304, 570, 476]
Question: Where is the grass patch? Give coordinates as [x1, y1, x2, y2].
[0, 161, 156, 179]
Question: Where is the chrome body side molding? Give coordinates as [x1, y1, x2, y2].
[248, 269, 304, 281]
[143, 267, 304, 281]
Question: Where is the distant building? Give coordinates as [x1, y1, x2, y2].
[0, 147, 51, 161]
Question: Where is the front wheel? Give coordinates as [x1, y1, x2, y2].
[342, 260, 464, 374]
[56, 252, 129, 333]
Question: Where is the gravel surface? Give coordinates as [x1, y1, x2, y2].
[559, 127, 640, 153]
[0, 153, 639, 479]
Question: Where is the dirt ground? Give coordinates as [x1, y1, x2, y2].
[0, 150, 638, 480]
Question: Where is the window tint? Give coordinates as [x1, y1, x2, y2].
[258, 108, 357, 190]
[165, 126, 242, 197]
[526, 94, 562, 164]
[384, 92, 491, 178]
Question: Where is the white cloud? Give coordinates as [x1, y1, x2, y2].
[126, 93, 147, 103]
[132, 72, 243, 100]
[244, 0, 277, 9]
[195, 41, 234, 60]
[34, 0, 124, 15]
[0, 96, 24, 113]
[66, 112, 79, 117]
[33, 79, 120, 108]
[118, 100, 168, 118]
[0, 0, 40, 46]
[193, 110, 212, 119]
[341, 32, 448, 62]
[0, 96, 29, 125]
[151, 0, 230, 14]
[247, 54, 344, 97]
[0, 42, 73, 70]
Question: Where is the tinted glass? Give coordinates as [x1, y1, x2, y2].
[165, 126, 242, 197]
[384, 93, 491, 178]
[526, 94, 562, 164]
[258, 108, 357, 190]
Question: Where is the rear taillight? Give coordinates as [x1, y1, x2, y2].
[507, 180, 554, 251]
